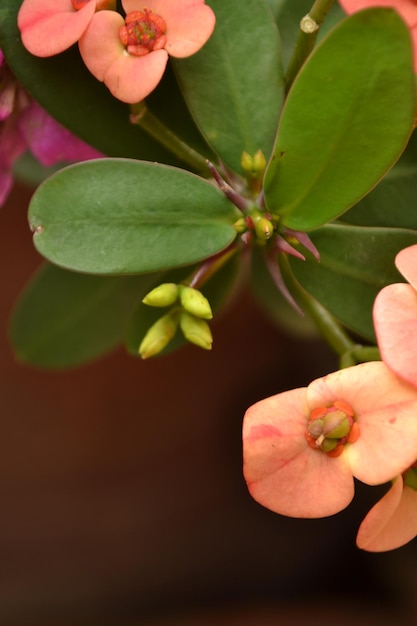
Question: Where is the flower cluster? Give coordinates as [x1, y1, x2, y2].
[243, 243, 417, 551]
[18, 0, 216, 103]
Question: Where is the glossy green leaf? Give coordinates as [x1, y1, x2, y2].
[0, 2, 208, 166]
[289, 224, 417, 341]
[264, 8, 415, 231]
[125, 253, 241, 357]
[9, 263, 159, 369]
[342, 130, 417, 229]
[173, 0, 284, 174]
[29, 159, 240, 274]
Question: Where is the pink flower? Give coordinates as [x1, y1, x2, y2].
[78, 0, 216, 103]
[0, 50, 102, 206]
[242, 361, 417, 518]
[338, 0, 417, 70]
[18, 0, 115, 58]
[356, 470, 417, 551]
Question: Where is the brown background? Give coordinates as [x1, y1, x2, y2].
[0, 182, 416, 625]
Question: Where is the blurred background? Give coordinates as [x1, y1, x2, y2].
[1, 181, 417, 625]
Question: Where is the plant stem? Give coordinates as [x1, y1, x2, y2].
[187, 244, 238, 290]
[284, 0, 337, 93]
[130, 102, 210, 175]
[278, 253, 355, 356]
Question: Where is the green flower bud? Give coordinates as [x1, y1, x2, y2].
[139, 310, 179, 359]
[241, 151, 254, 173]
[255, 217, 274, 241]
[180, 311, 213, 350]
[233, 217, 247, 233]
[178, 285, 213, 320]
[252, 149, 266, 174]
[142, 283, 179, 307]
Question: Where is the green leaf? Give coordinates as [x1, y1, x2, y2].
[342, 130, 417, 229]
[29, 159, 240, 274]
[9, 263, 159, 369]
[173, 0, 284, 174]
[264, 8, 416, 231]
[0, 2, 206, 166]
[125, 253, 241, 357]
[290, 224, 417, 341]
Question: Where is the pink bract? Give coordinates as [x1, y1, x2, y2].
[356, 475, 417, 551]
[373, 244, 417, 388]
[18, 0, 97, 57]
[78, 0, 216, 103]
[242, 361, 417, 518]
[339, 0, 417, 70]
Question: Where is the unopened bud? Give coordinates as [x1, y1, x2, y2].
[241, 151, 254, 173]
[142, 283, 179, 307]
[180, 311, 213, 350]
[179, 285, 213, 319]
[139, 310, 179, 359]
[255, 217, 274, 241]
[233, 217, 247, 233]
[252, 149, 266, 173]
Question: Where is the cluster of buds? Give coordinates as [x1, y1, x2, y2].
[138, 283, 213, 359]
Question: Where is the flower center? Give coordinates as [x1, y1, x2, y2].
[305, 400, 359, 457]
[119, 10, 167, 57]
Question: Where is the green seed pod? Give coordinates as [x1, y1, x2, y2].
[139, 310, 179, 359]
[323, 411, 351, 439]
[142, 283, 179, 307]
[179, 285, 213, 320]
[180, 311, 213, 350]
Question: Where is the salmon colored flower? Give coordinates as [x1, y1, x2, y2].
[78, 0, 216, 103]
[356, 467, 417, 551]
[18, 0, 115, 58]
[356, 244, 417, 551]
[242, 361, 417, 518]
[338, 0, 417, 70]
[373, 244, 417, 388]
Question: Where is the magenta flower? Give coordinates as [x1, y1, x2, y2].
[18, 0, 115, 58]
[78, 0, 216, 103]
[0, 50, 102, 206]
[243, 361, 417, 518]
[338, 0, 417, 70]
[356, 468, 417, 551]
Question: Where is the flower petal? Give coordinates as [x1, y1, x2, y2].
[123, 0, 216, 57]
[19, 102, 102, 165]
[104, 49, 168, 103]
[243, 387, 354, 518]
[78, 10, 125, 81]
[374, 283, 417, 388]
[395, 243, 417, 288]
[308, 362, 417, 484]
[18, 0, 96, 57]
[356, 477, 417, 551]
